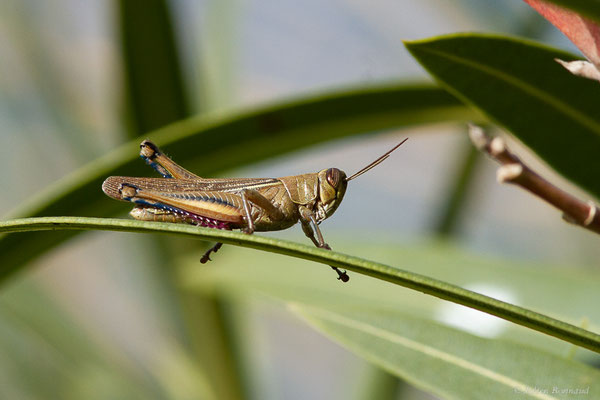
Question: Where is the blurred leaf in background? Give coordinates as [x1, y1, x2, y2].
[1, 0, 599, 399]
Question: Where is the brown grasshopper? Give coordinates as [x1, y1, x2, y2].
[102, 139, 407, 281]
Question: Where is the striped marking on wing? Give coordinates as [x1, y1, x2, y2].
[129, 188, 245, 223]
[102, 176, 281, 197]
[185, 177, 282, 192]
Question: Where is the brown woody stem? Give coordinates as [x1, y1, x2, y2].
[468, 124, 600, 235]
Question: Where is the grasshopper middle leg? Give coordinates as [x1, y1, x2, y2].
[203, 189, 286, 263]
[200, 242, 223, 263]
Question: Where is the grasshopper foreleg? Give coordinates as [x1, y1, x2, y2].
[299, 207, 349, 282]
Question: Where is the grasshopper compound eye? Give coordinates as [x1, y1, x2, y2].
[326, 168, 341, 188]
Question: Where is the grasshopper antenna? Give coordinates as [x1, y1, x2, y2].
[345, 138, 408, 182]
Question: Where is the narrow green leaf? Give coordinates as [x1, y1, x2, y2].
[432, 138, 481, 235]
[181, 241, 600, 357]
[534, 0, 600, 23]
[354, 366, 400, 400]
[1, 217, 599, 354]
[405, 34, 600, 199]
[117, 0, 190, 134]
[0, 84, 475, 277]
[294, 304, 599, 400]
[117, 5, 242, 400]
[183, 240, 600, 397]
[0, 280, 174, 400]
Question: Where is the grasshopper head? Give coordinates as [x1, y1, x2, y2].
[314, 138, 409, 223]
[316, 168, 347, 222]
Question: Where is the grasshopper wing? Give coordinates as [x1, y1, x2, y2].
[103, 177, 245, 226]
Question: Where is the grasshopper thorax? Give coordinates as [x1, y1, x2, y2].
[316, 168, 347, 222]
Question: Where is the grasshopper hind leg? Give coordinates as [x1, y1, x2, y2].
[139, 140, 200, 180]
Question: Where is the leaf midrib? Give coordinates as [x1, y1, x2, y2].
[295, 305, 559, 400]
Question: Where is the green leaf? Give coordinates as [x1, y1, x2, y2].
[0, 84, 475, 278]
[293, 304, 600, 400]
[405, 34, 600, 199]
[182, 238, 600, 398]
[117, 0, 190, 134]
[535, 0, 600, 23]
[0, 279, 187, 400]
[2, 217, 600, 354]
[117, 5, 243, 400]
[181, 240, 600, 358]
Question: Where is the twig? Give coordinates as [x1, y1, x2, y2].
[468, 124, 600, 235]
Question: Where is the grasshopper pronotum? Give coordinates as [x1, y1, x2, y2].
[103, 139, 407, 281]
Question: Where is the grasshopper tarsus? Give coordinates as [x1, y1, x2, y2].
[200, 242, 223, 263]
[315, 242, 349, 282]
[332, 267, 349, 282]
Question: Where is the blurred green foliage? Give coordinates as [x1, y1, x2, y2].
[1, 1, 600, 399]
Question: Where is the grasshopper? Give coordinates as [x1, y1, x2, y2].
[102, 139, 407, 282]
